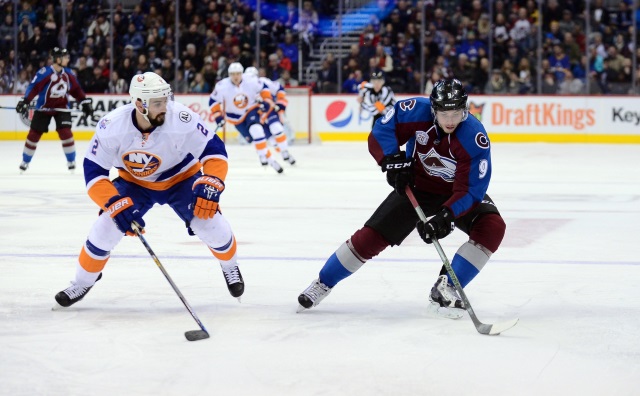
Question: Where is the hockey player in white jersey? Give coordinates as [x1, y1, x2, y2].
[209, 63, 283, 173]
[244, 67, 295, 165]
[54, 72, 244, 308]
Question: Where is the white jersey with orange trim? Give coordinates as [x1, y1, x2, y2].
[208, 77, 272, 125]
[84, 100, 227, 197]
[258, 76, 288, 109]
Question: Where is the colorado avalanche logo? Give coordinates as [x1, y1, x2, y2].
[418, 148, 456, 182]
[137, 75, 145, 82]
[399, 99, 416, 111]
[475, 132, 490, 149]
[325, 100, 352, 128]
[123, 151, 162, 177]
[233, 94, 249, 109]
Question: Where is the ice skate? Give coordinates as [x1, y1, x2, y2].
[53, 273, 102, 309]
[19, 161, 29, 173]
[221, 265, 244, 301]
[281, 150, 296, 165]
[428, 275, 465, 319]
[297, 278, 332, 312]
[67, 161, 76, 173]
[265, 157, 283, 174]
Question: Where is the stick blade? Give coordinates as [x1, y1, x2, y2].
[477, 318, 519, 336]
[185, 330, 210, 341]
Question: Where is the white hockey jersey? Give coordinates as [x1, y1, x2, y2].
[84, 101, 228, 208]
[208, 77, 272, 125]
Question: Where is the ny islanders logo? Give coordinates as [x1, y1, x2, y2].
[233, 94, 249, 109]
[123, 151, 162, 177]
[326, 100, 352, 128]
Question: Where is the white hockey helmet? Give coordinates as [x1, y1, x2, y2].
[228, 62, 244, 74]
[129, 72, 172, 108]
[244, 66, 259, 78]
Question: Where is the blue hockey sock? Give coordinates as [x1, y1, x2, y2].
[447, 241, 490, 288]
[319, 253, 352, 288]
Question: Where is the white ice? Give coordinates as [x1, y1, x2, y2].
[1, 140, 639, 396]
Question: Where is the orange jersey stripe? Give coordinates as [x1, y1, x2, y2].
[226, 104, 259, 125]
[88, 179, 121, 209]
[117, 162, 201, 191]
[203, 158, 229, 182]
[210, 103, 222, 114]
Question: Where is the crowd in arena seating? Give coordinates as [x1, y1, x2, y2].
[0, 0, 638, 96]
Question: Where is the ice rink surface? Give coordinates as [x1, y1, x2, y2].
[1, 139, 639, 396]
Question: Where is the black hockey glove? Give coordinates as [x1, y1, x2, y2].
[80, 99, 94, 117]
[381, 152, 413, 196]
[417, 207, 455, 244]
[16, 98, 28, 114]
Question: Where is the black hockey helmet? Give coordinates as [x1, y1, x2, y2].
[430, 78, 468, 113]
[51, 47, 69, 63]
[370, 69, 385, 80]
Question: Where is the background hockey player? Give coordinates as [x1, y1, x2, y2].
[15, 47, 93, 172]
[298, 79, 506, 319]
[357, 70, 396, 128]
[244, 66, 296, 165]
[54, 72, 244, 308]
[209, 62, 283, 173]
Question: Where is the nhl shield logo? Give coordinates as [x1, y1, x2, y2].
[416, 130, 429, 145]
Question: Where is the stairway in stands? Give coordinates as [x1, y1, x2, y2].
[303, 0, 380, 85]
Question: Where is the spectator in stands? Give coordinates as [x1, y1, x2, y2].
[510, 8, 531, 46]
[424, 70, 441, 95]
[342, 70, 364, 94]
[541, 71, 558, 94]
[284, 1, 299, 31]
[123, 23, 144, 52]
[277, 69, 299, 87]
[485, 69, 508, 94]
[265, 53, 283, 81]
[516, 58, 533, 94]
[108, 70, 128, 94]
[189, 72, 210, 93]
[548, 44, 570, 83]
[275, 48, 292, 72]
[85, 66, 109, 93]
[279, 31, 299, 71]
[559, 69, 584, 94]
[12, 69, 29, 94]
[452, 53, 474, 91]
[317, 58, 338, 93]
[88, 13, 110, 38]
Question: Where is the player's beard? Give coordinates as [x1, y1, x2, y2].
[149, 112, 166, 127]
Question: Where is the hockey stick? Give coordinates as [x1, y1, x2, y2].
[405, 187, 518, 335]
[0, 106, 82, 112]
[132, 223, 210, 341]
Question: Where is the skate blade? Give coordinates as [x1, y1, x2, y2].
[427, 301, 464, 319]
[296, 304, 308, 313]
[236, 296, 242, 303]
[51, 302, 67, 311]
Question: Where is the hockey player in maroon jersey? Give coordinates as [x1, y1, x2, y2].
[15, 47, 93, 172]
[298, 79, 506, 319]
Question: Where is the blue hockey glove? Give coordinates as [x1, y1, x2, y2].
[417, 207, 455, 244]
[381, 152, 414, 196]
[192, 175, 225, 219]
[105, 195, 145, 235]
